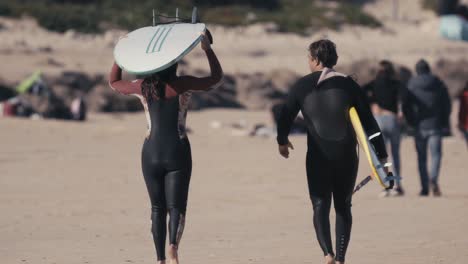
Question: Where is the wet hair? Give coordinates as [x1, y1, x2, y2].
[141, 63, 178, 103]
[415, 59, 431, 75]
[308, 39, 338, 68]
[377, 60, 396, 79]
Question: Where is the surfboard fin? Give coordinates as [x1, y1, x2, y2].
[192, 7, 198, 23]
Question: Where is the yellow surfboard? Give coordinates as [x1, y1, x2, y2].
[349, 107, 395, 189]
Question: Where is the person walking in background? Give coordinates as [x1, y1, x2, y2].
[403, 59, 451, 197]
[458, 82, 468, 147]
[364, 60, 406, 197]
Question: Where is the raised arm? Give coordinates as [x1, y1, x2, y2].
[174, 33, 224, 93]
[350, 78, 388, 160]
[108, 62, 142, 95]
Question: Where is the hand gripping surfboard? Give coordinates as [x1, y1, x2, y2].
[349, 107, 400, 193]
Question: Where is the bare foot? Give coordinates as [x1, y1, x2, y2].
[157, 261, 165, 264]
[325, 254, 335, 264]
[336, 262, 344, 264]
[168, 244, 179, 264]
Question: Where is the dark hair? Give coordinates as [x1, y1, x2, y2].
[377, 60, 396, 79]
[308, 39, 338, 68]
[415, 59, 431, 75]
[141, 63, 178, 103]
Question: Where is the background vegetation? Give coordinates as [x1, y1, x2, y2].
[0, 0, 382, 34]
[421, 0, 439, 13]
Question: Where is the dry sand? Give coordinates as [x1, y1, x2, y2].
[1, 109, 467, 264]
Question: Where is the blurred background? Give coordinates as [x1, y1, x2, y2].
[1, 1, 467, 264]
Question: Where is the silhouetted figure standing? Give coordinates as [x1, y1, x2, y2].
[403, 60, 451, 197]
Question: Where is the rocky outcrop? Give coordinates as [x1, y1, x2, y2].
[235, 72, 293, 110]
[86, 84, 143, 112]
[190, 74, 243, 110]
[15, 58, 464, 114]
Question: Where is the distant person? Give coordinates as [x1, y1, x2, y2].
[438, 0, 459, 15]
[458, 82, 468, 147]
[109, 34, 223, 264]
[70, 95, 87, 121]
[277, 39, 388, 264]
[457, 5, 468, 21]
[364, 60, 406, 197]
[403, 59, 451, 197]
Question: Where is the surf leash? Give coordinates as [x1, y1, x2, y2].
[353, 175, 372, 194]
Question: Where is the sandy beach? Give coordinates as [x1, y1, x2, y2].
[1, 1, 468, 263]
[1, 109, 467, 264]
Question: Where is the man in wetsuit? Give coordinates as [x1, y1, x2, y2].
[276, 39, 388, 264]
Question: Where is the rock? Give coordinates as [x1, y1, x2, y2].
[38, 46, 53, 53]
[266, 69, 300, 93]
[0, 83, 17, 102]
[179, 66, 298, 110]
[86, 84, 142, 112]
[63, 29, 78, 39]
[46, 58, 63, 67]
[48, 71, 104, 94]
[235, 72, 287, 110]
[190, 74, 243, 110]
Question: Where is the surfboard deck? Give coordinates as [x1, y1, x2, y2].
[114, 23, 206, 75]
[349, 107, 394, 189]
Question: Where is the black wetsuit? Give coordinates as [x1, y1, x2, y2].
[277, 70, 387, 262]
[109, 49, 223, 261]
[142, 93, 193, 261]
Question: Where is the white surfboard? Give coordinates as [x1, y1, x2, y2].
[114, 23, 206, 75]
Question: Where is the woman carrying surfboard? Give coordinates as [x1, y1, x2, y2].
[276, 39, 388, 264]
[109, 33, 223, 264]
